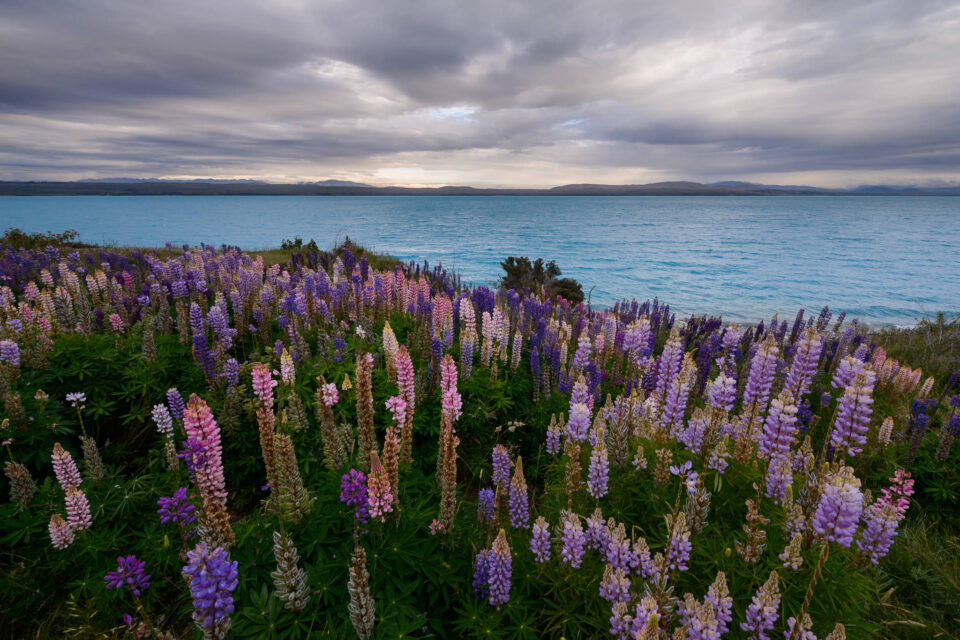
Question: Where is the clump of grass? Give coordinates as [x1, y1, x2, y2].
[868, 313, 960, 386]
[868, 516, 960, 638]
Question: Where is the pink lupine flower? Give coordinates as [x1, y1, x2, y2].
[49, 513, 74, 549]
[65, 486, 92, 531]
[385, 396, 406, 426]
[52, 443, 82, 491]
[108, 313, 124, 334]
[252, 363, 278, 409]
[367, 452, 393, 522]
[321, 382, 339, 407]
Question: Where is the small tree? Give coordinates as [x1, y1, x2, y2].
[499, 256, 583, 304]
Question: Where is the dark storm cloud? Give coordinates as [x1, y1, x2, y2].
[0, 0, 958, 185]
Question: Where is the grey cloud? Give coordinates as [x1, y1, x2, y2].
[0, 0, 958, 184]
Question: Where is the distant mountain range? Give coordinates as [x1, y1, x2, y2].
[2, 179, 959, 196]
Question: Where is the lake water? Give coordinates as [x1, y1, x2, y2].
[2, 195, 958, 325]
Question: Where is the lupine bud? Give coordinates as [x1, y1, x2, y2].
[48, 513, 74, 550]
[348, 544, 375, 639]
[271, 531, 310, 611]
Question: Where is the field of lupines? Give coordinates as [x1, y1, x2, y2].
[1, 236, 958, 640]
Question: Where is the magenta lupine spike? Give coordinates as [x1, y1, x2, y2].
[52, 443, 82, 491]
[586, 427, 609, 499]
[367, 452, 393, 522]
[530, 516, 551, 563]
[385, 396, 406, 427]
[183, 394, 232, 547]
[708, 372, 737, 413]
[487, 529, 512, 610]
[251, 363, 277, 409]
[567, 402, 591, 442]
[561, 511, 586, 568]
[48, 513, 74, 550]
[785, 328, 822, 398]
[811, 467, 863, 547]
[740, 570, 780, 640]
[743, 338, 779, 412]
[829, 369, 876, 457]
[441, 354, 462, 420]
[878, 468, 914, 518]
[491, 444, 510, 489]
[321, 382, 339, 406]
[758, 390, 799, 459]
[108, 313, 124, 333]
[508, 458, 530, 529]
[65, 486, 92, 531]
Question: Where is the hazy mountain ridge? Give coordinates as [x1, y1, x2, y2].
[2, 180, 958, 196]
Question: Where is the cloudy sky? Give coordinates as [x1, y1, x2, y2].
[1, 0, 958, 187]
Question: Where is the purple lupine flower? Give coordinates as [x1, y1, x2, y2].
[764, 455, 792, 504]
[222, 357, 239, 388]
[708, 372, 737, 412]
[182, 543, 239, 631]
[743, 339, 779, 412]
[491, 444, 510, 488]
[599, 565, 631, 603]
[705, 572, 733, 634]
[832, 355, 866, 390]
[105, 555, 150, 597]
[166, 388, 185, 421]
[666, 513, 692, 571]
[472, 549, 492, 599]
[741, 571, 781, 640]
[585, 509, 609, 551]
[857, 501, 902, 565]
[561, 512, 586, 568]
[757, 390, 799, 459]
[587, 430, 609, 499]
[784, 329, 822, 398]
[157, 487, 197, 525]
[177, 437, 207, 479]
[546, 419, 562, 454]
[567, 402, 591, 442]
[0, 340, 19, 367]
[829, 369, 876, 457]
[487, 530, 512, 610]
[340, 469, 370, 524]
[811, 467, 863, 547]
[530, 516, 551, 563]
[508, 462, 530, 529]
[477, 488, 495, 522]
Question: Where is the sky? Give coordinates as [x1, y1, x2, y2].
[1, 0, 959, 188]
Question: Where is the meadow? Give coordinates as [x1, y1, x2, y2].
[0, 229, 958, 639]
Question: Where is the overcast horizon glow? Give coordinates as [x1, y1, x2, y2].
[1, 0, 959, 188]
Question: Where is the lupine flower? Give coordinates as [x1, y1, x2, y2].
[487, 529, 512, 609]
[0, 340, 19, 367]
[585, 508, 609, 551]
[65, 486, 92, 531]
[561, 511, 586, 568]
[166, 388, 185, 421]
[509, 457, 530, 528]
[321, 382, 339, 406]
[811, 467, 863, 547]
[830, 370, 876, 457]
[477, 487, 495, 522]
[586, 426, 609, 499]
[567, 402, 591, 442]
[105, 555, 150, 597]
[66, 392, 86, 407]
[491, 444, 510, 488]
[182, 543, 239, 633]
[546, 416, 562, 454]
[385, 396, 406, 427]
[669, 459, 698, 493]
[758, 390, 799, 459]
[530, 516, 551, 563]
[157, 487, 197, 525]
[743, 337, 779, 413]
[740, 570, 780, 640]
[785, 328, 822, 398]
[183, 394, 232, 548]
[665, 512, 692, 571]
[5, 460, 37, 507]
[785, 614, 817, 640]
[708, 371, 737, 412]
[48, 513, 74, 550]
[367, 452, 393, 522]
[599, 564, 631, 603]
[396, 345, 416, 464]
[340, 469, 370, 524]
[706, 571, 733, 634]
[251, 363, 277, 409]
[271, 531, 310, 611]
[51, 448, 82, 489]
[348, 544, 375, 639]
[279, 349, 295, 385]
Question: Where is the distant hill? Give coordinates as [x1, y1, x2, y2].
[1, 180, 957, 196]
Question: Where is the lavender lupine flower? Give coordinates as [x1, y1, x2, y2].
[665, 512, 692, 571]
[758, 390, 799, 459]
[740, 570, 780, 640]
[546, 418, 562, 454]
[654, 328, 683, 398]
[784, 615, 817, 640]
[166, 388, 185, 421]
[669, 460, 699, 494]
[48, 513, 74, 550]
[157, 487, 197, 525]
[66, 392, 86, 407]
[477, 488, 495, 522]
[630, 597, 660, 638]
[785, 329, 822, 399]
[829, 370, 876, 457]
[182, 543, 239, 633]
[764, 455, 792, 504]
[491, 444, 510, 488]
[51, 443, 82, 491]
[561, 511, 586, 568]
[567, 402, 591, 442]
[0, 340, 19, 367]
[340, 469, 370, 524]
[508, 458, 530, 529]
[587, 427, 609, 499]
[585, 509, 609, 551]
[743, 338, 779, 412]
[599, 564, 631, 603]
[530, 516, 551, 563]
[487, 529, 512, 610]
[832, 355, 866, 390]
[708, 372, 737, 412]
[706, 571, 733, 634]
[811, 467, 863, 547]
[105, 555, 151, 596]
[472, 549, 492, 599]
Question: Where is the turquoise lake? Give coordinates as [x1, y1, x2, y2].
[1, 195, 958, 325]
